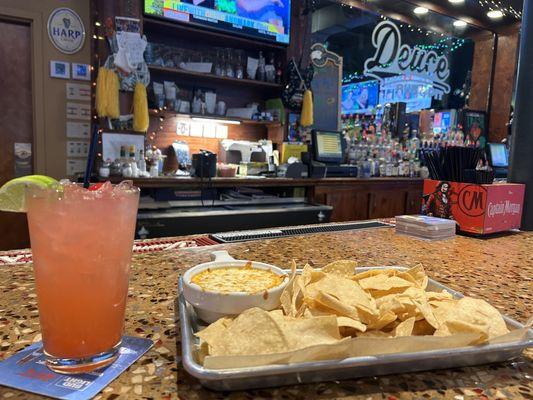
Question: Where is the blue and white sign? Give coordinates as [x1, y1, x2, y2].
[0, 336, 153, 399]
[47, 8, 85, 54]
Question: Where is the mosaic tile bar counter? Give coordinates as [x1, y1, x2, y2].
[0, 227, 531, 399]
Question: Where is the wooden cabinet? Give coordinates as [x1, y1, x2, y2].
[314, 187, 369, 222]
[312, 179, 423, 222]
[369, 190, 406, 219]
[406, 188, 423, 214]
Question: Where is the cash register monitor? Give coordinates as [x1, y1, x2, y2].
[487, 143, 508, 168]
[312, 130, 344, 164]
[487, 143, 509, 178]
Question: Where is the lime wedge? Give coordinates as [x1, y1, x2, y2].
[0, 175, 58, 213]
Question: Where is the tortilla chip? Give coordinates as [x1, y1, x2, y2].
[352, 268, 398, 281]
[367, 310, 397, 330]
[412, 319, 436, 336]
[195, 317, 232, 344]
[312, 290, 362, 321]
[305, 274, 377, 316]
[358, 275, 414, 292]
[336, 316, 367, 332]
[322, 260, 357, 277]
[434, 297, 509, 341]
[397, 264, 429, 289]
[427, 290, 454, 301]
[207, 308, 289, 356]
[394, 317, 416, 337]
[280, 260, 298, 316]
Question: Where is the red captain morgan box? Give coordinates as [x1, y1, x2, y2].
[422, 180, 525, 235]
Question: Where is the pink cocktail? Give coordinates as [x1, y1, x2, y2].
[26, 182, 139, 373]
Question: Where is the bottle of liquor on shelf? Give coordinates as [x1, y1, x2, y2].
[129, 145, 138, 178]
[119, 145, 127, 164]
[257, 51, 266, 81]
[275, 59, 283, 84]
[265, 52, 276, 83]
[138, 149, 146, 174]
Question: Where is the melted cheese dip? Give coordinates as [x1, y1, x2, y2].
[191, 263, 285, 293]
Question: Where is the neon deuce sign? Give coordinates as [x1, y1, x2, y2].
[364, 21, 451, 98]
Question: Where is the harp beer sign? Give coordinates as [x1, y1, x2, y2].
[47, 8, 85, 55]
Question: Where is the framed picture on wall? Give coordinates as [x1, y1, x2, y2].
[461, 109, 487, 147]
[72, 63, 91, 81]
[50, 60, 70, 79]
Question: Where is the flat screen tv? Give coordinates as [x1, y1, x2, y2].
[341, 80, 379, 115]
[144, 0, 291, 45]
[379, 74, 433, 113]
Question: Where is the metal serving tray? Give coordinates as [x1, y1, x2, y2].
[179, 266, 533, 391]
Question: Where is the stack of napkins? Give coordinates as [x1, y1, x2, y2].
[395, 215, 456, 240]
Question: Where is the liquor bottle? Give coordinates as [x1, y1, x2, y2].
[129, 145, 138, 178]
[275, 59, 283, 84]
[138, 149, 146, 174]
[119, 145, 127, 164]
[257, 51, 266, 81]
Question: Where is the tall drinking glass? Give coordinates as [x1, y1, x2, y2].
[25, 182, 139, 373]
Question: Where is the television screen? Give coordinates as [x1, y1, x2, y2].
[341, 80, 379, 115]
[433, 110, 457, 134]
[379, 74, 433, 113]
[433, 111, 450, 134]
[144, 0, 291, 44]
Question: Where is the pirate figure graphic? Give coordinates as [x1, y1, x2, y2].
[424, 181, 454, 220]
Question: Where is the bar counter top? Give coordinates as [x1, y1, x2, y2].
[105, 176, 423, 188]
[0, 226, 531, 399]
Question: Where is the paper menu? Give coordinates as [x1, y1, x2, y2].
[115, 32, 147, 72]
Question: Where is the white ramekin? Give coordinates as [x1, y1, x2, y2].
[182, 251, 289, 323]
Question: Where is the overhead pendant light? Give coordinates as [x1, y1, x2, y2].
[453, 20, 468, 27]
[413, 6, 429, 15]
[487, 10, 504, 19]
[448, 0, 465, 4]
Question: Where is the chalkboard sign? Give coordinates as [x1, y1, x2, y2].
[310, 43, 342, 131]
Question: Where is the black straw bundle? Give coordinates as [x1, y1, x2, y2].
[422, 146, 484, 182]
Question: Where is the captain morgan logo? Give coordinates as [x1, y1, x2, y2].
[47, 8, 85, 54]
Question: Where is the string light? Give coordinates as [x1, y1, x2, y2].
[477, 0, 521, 19]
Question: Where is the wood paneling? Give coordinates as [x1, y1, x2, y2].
[314, 186, 369, 222]
[469, 32, 494, 112]
[147, 114, 268, 171]
[489, 28, 520, 143]
[0, 19, 32, 250]
[312, 180, 423, 222]
[369, 190, 406, 219]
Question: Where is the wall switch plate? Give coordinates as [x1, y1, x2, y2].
[66, 141, 89, 157]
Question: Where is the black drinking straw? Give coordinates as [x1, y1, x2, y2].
[83, 124, 99, 188]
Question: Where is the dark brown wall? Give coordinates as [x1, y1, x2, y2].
[469, 31, 494, 112]
[488, 27, 520, 143]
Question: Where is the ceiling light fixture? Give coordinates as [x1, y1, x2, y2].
[448, 0, 465, 4]
[414, 6, 429, 15]
[453, 20, 467, 27]
[487, 10, 504, 19]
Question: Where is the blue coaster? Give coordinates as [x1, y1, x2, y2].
[0, 336, 153, 399]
